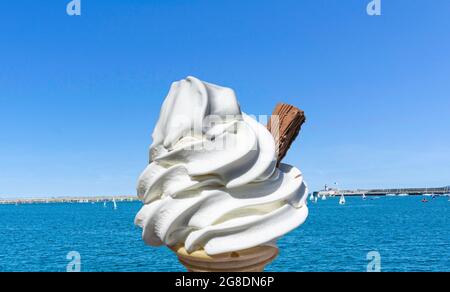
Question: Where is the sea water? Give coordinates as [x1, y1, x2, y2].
[0, 196, 448, 272]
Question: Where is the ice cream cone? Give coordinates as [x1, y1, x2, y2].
[136, 78, 308, 273]
[170, 245, 279, 272]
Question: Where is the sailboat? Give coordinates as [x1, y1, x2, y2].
[112, 198, 117, 210]
[362, 193, 367, 200]
[339, 194, 346, 205]
[309, 193, 314, 201]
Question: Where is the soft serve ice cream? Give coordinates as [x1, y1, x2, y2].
[135, 76, 308, 255]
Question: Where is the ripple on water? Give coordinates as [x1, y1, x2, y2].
[0, 197, 448, 271]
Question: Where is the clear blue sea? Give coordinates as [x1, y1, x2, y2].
[0, 196, 449, 272]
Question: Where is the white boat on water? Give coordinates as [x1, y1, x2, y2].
[398, 193, 409, 197]
[309, 194, 314, 201]
[339, 194, 346, 205]
[113, 198, 117, 210]
[313, 196, 318, 203]
[362, 194, 367, 200]
[386, 194, 396, 197]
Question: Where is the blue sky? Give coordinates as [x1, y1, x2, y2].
[1, 0, 449, 197]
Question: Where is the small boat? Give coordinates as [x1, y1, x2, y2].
[309, 194, 314, 201]
[113, 198, 117, 210]
[362, 194, 367, 200]
[339, 194, 346, 205]
[386, 194, 396, 197]
[398, 193, 409, 197]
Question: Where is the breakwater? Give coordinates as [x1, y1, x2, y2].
[317, 186, 450, 196]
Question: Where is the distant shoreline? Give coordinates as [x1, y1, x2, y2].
[0, 195, 139, 205]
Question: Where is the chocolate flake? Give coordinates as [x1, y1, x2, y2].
[267, 103, 306, 164]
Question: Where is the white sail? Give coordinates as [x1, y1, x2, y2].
[113, 198, 117, 210]
[339, 194, 346, 205]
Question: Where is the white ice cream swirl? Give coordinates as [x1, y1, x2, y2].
[135, 76, 308, 255]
